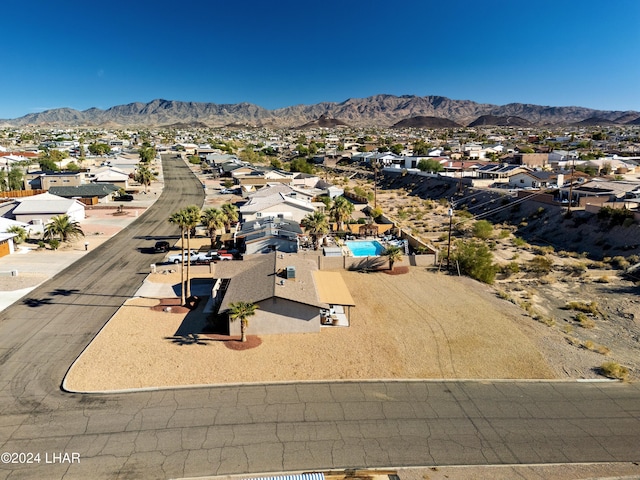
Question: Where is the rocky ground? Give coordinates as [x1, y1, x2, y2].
[338, 171, 640, 381]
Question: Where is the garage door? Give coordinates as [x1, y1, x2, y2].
[0, 240, 10, 258]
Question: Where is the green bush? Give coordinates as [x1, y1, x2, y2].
[529, 255, 554, 274]
[452, 240, 499, 284]
[472, 220, 493, 239]
[500, 262, 520, 277]
[512, 237, 527, 247]
[597, 206, 634, 226]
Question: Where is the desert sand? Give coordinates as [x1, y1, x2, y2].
[63, 266, 590, 392]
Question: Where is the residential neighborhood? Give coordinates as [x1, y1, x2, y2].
[2, 122, 640, 381]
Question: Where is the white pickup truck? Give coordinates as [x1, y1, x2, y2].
[167, 250, 226, 264]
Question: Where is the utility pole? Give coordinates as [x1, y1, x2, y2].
[446, 203, 454, 270]
[373, 160, 379, 209]
[567, 157, 575, 214]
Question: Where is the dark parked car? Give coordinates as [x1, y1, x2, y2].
[115, 194, 134, 201]
[154, 241, 170, 253]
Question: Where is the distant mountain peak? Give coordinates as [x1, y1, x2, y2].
[2, 95, 637, 128]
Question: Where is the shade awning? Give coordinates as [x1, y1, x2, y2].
[313, 271, 355, 306]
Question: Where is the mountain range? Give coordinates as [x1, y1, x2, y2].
[2, 95, 639, 129]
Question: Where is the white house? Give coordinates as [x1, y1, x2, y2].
[11, 192, 85, 225]
[88, 166, 130, 189]
[240, 189, 316, 223]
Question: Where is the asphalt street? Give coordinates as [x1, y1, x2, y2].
[1, 156, 639, 479]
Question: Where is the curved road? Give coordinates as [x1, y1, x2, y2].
[1, 157, 640, 479]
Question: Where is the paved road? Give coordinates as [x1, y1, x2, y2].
[1, 157, 640, 479]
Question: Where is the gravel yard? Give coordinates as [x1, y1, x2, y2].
[63, 266, 607, 392]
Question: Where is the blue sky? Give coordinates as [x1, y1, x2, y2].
[2, 0, 639, 119]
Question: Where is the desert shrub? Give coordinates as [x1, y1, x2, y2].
[597, 206, 634, 226]
[568, 263, 587, 275]
[574, 312, 596, 329]
[595, 276, 610, 283]
[37, 240, 46, 249]
[565, 301, 599, 315]
[455, 209, 473, 219]
[600, 361, 629, 381]
[531, 310, 555, 326]
[472, 219, 493, 239]
[496, 290, 512, 301]
[499, 229, 510, 239]
[529, 255, 554, 274]
[49, 239, 60, 250]
[452, 239, 499, 284]
[609, 256, 630, 270]
[512, 236, 527, 247]
[532, 245, 555, 255]
[627, 254, 639, 264]
[500, 261, 520, 277]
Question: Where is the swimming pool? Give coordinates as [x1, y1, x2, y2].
[345, 240, 385, 257]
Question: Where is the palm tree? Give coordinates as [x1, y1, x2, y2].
[201, 208, 226, 247]
[301, 211, 329, 250]
[382, 245, 404, 271]
[221, 203, 239, 233]
[329, 196, 354, 231]
[183, 205, 201, 299]
[43, 214, 84, 243]
[6, 225, 28, 244]
[169, 210, 189, 305]
[228, 301, 259, 342]
[134, 164, 156, 193]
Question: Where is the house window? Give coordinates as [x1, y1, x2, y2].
[256, 213, 262, 218]
[520, 179, 524, 183]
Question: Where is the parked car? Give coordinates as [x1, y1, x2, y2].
[115, 194, 134, 201]
[167, 250, 197, 264]
[154, 241, 170, 253]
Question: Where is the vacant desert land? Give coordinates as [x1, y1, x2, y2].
[64, 266, 586, 392]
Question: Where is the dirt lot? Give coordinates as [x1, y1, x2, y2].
[64, 264, 612, 392]
[341, 172, 640, 381]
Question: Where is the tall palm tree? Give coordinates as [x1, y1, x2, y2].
[301, 211, 329, 250]
[183, 205, 201, 299]
[134, 164, 156, 193]
[329, 195, 354, 231]
[43, 214, 84, 243]
[382, 245, 403, 271]
[228, 301, 259, 342]
[168, 210, 189, 305]
[201, 208, 226, 247]
[221, 203, 239, 233]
